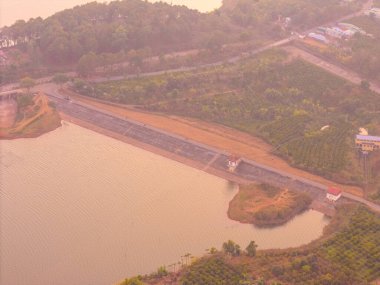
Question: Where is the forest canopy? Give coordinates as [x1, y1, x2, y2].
[0, 0, 361, 65]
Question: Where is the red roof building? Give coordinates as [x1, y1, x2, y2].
[326, 187, 342, 202]
[228, 155, 241, 172]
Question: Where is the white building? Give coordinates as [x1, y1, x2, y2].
[325, 27, 346, 39]
[308, 32, 329, 44]
[326, 187, 342, 202]
[228, 155, 242, 172]
[355, 135, 380, 152]
[338, 23, 365, 34]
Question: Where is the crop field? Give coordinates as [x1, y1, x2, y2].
[280, 123, 351, 175]
[180, 258, 246, 285]
[77, 50, 380, 185]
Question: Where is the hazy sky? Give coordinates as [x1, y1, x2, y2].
[0, 0, 222, 27]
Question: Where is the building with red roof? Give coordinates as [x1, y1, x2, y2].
[326, 187, 342, 202]
[228, 155, 241, 172]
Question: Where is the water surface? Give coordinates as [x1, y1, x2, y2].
[0, 123, 330, 285]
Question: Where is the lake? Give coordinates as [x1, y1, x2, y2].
[0, 122, 330, 285]
[1, 0, 223, 27]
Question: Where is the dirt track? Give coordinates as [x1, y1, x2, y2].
[11, 93, 51, 133]
[284, 46, 380, 94]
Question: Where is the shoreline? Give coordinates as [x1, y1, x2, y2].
[0, 121, 61, 140]
[59, 113, 252, 185]
[227, 184, 315, 227]
[59, 113, 341, 217]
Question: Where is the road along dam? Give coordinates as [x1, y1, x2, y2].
[48, 94, 380, 213]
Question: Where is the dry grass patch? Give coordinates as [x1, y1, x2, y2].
[228, 183, 312, 227]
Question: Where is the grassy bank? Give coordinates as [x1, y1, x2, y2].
[228, 184, 312, 227]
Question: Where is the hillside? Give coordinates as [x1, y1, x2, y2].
[0, 0, 362, 83]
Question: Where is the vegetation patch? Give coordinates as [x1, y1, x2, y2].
[0, 93, 61, 139]
[180, 257, 247, 285]
[228, 184, 312, 227]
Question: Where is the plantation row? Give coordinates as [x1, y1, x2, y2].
[285, 124, 351, 175]
[180, 258, 246, 285]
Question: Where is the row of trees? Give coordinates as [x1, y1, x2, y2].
[18, 73, 69, 94]
[222, 240, 258, 257]
[228, 0, 359, 30]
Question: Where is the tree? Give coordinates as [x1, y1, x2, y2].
[360, 80, 370, 90]
[246, 241, 258, 257]
[20, 77, 36, 94]
[52, 73, 69, 89]
[156, 266, 168, 277]
[127, 49, 146, 70]
[122, 277, 145, 285]
[206, 31, 224, 52]
[77, 52, 98, 77]
[222, 240, 241, 256]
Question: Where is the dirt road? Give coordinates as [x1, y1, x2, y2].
[284, 46, 380, 94]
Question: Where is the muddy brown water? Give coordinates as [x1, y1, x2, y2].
[0, 122, 330, 285]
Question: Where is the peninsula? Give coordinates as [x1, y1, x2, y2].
[0, 92, 61, 139]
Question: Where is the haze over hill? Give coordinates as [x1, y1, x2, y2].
[1, 0, 380, 284]
[0, 0, 222, 27]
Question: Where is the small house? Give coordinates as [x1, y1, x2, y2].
[228, 155, 241, 172]
[325, 27, 345, 39]
[355, 135, 380, 152]
[326, 187, 342, 202]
